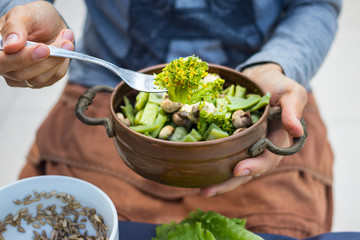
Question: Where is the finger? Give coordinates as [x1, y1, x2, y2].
[233, 119, 290, 177]
[0, 44, 50, 74]
[233, 151, 282, 178]
[54, 29, 74, 43]
[27, 59, 70, 88]
[200, 176, 253, 197]
[0, 5, 32, 53]
[279, 89, 307, 137]
[1, 36, 73, 78]
[3, 44, 66, 81]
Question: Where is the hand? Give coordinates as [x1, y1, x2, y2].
[0, 1, 74, 88]
[200, 63, 307, 197]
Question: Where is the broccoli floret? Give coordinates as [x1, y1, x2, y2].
[197, 102, 235, 135]
[154, 56, 224, 104]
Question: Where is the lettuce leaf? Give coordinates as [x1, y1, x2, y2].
[152, 210, 264, 240]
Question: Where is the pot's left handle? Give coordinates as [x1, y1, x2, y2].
[75, 85, 115, 138]
[248, 107, 308, 157]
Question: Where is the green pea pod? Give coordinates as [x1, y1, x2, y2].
[171, 126, 188, 142]
[189, 129, 202, 141]
[134, 109, 144, 125]
[202, 123, 222, 140]
[234, 85, 246, 98]
[248, 92, 271, 112]
[135, 92, 149, 110]
[206, 128, 229, 141]
[223, 84, 235, 96]
[150, 114, 168, 138]
[148, 93, 164, 105]
[183, 134, 198, 142]
[227, 95, 260, 111]
[130, 124, 159, 133]
[120, 96, 135, 125]
[140, 102, 159, 125]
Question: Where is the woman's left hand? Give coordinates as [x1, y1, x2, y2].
[200, 63, 307, 197]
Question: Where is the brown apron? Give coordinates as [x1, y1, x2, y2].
[20, 83, 334, 239]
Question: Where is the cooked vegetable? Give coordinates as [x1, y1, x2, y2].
[139, 102, 158, 125]
[152, 209, 264, 240]
[120, 96, 135, 125]
[150, 113, 169, 138]
[154, 56, 224, 104]
[158, 125, 175, 140]
[198, 106, 234, 135]
[170, 126, 188, 142]
[117, 56, 271, 142]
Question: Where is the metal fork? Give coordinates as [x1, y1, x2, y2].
[0, 35, 166, 93]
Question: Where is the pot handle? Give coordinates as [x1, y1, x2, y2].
[75, 85, 115, 138]
[248, 107, 308, 157]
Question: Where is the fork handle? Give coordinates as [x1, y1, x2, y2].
[24, 40, 120, 72]
[0, 34, 121, 76]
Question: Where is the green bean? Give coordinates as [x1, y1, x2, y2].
[150, 113, 169, 138]
[234, 85, 246, 98]
[206, 128, 229, 141]
[139, 102, 158, 125]
[227, 95, 260, 111]
[202, 123, 221, 140]
[148, 93, 164, 105]
[189, 129, 202, 141]
[251, 112, 261, 124]
[223, 84, 235, 96]
[225, 96, 246, 104]
[183, 134, 198, 142]
[130, 124, 159, 133]
[247, 92, 271, 112]
[135, 92, 149, 110]
[170, 126, 188, 142]
[134, 109, 144, 125]
[120, 96, 135, 125]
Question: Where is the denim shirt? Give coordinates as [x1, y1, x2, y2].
[0, 0, 341, 89]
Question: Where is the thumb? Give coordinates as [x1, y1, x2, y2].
[0, 7, 31, 53]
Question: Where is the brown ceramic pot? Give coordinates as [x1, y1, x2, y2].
[76, 64, 307, 188]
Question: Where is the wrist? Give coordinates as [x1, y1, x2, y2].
[242, 63, 283, 78]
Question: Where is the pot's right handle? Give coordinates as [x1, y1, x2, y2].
[75, 85, 115, 138]
[248, 107, 308, 157]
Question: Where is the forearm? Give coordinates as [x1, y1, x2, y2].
[237, 0, 341, 89]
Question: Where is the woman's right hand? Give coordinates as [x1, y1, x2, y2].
[0, 1, 74, 88]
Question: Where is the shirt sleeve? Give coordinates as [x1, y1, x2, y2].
[0, 0, 54, 17]
[236, 0, 342, 89]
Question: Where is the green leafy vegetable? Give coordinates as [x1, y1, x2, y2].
[154, 56, 224, 104]
[198, 106, 235, 136]
[152, 210, 264, 240]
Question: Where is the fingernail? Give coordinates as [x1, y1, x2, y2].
[235, 168, 251, 177]
[33, 45, 48, 60]
[62, 29, 74, 41]
[61, 42, 73, 50]
[4, 33, 19, 46]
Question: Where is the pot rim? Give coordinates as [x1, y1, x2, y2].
[109, 63, 270, 147]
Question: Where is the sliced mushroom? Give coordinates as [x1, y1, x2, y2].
[232, 110, 252, 129]
[178, 104, 199, 123]
[232, 128, 246, 135]
[158, 125, 175, 140]
[172, 112, 190, 126]
[161, 99, 182, 113]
